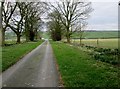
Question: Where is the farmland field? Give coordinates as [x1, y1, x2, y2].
[72, 38, 118, 49]
[5, 38, 26, 45]
[72, 31, 118, 39]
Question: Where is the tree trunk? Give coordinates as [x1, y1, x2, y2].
[66, 26, 71, 43]
[16, 34, 21, 44]
[0, 2, 1, 46]
[35, 30, 38, 40]
[79, 37, 82, 46]
[67, 36, 70, 43]
[1, 29, 5, 46]
[29, 30, 35, 41]
[66, 31, 71, 43]
[0, 30, 1, 46]
[97, 39, 99, 48]
[25, 17, 30, 42]
[0, 2, 5, 46]
[25, 31, 30, 42]
[25, 24, 30, 42]
[0, 29, 3, 46]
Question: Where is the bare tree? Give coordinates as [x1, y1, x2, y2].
[2, 2, 48, 43]
[51, 0, 92, 43]
[2, 2, 17, 45]
[47, 10, 63, 41]
[23, 2, 48, 41]
[78, 21, 88, 46]
[0, 2, 2, 46]
[7, 2, 26, 43]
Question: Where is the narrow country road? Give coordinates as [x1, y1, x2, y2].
[2, 40, 59, 87]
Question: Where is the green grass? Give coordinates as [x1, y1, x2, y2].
[2, 41, 43, 71]
[51, 41, 119, 87]
[5, 37, 26, 45]
[40, 31, 50, 39]
[72, 31, 118, 39]
[71, 38, 118, 49]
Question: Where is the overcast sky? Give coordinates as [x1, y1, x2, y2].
[87, 1, 118, 31]
[1, 0, 119, 31]
[45, 0, 119, 31]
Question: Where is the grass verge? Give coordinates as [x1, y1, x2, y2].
[2, 40, 43, 71]
[51, 41, 119, 87]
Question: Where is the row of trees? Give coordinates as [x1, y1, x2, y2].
[47, 0, 92, 43]
[0, 1, 92, 46]
[1, 2, 48, 46]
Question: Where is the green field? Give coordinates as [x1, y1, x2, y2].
[72, 38, 118, 49]
[51, 41, 119, 87]
[2, 41, 43, 71]
[72, 31, 118, 39]
[5, 38, 26, 45]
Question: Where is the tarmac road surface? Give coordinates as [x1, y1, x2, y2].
[2, 40, 59, 87]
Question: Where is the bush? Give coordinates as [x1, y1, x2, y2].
[92, 48, 119, 65]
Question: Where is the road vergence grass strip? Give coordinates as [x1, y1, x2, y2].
[2, 41, 43, 71]
[51, 41, 119, 87]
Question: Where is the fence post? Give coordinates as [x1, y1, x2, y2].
[97, 39, 99, 48]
